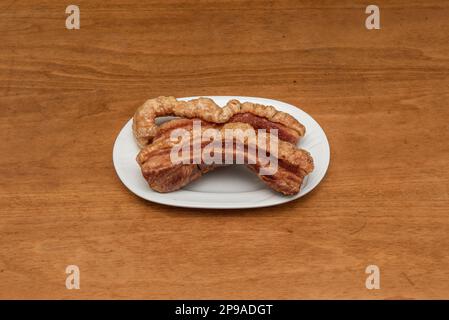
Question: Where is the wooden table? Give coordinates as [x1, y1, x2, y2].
[1, 0, 448, 299]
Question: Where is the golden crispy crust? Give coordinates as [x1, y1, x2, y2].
[136, 119, 313, 174]
[132, 96, 305, 148]
[136, 120, 314, 195]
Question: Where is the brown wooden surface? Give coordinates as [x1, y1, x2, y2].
[1, 0, 449, 299]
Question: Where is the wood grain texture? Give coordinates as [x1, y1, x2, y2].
[1, 0, 449, 299]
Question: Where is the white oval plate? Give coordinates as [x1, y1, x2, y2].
[113, 96, 330, 209]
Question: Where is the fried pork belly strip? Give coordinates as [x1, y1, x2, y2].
[136, 120, 313, 195]
[132, 96, 305, 148]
